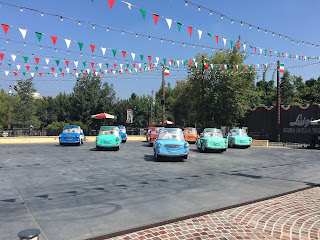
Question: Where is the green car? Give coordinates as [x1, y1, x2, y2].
[96, 126, 121, 150]
[228, 129, 252, 148]
[196, 128, 228, 152]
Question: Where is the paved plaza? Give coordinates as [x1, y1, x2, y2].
[0, 141, 319, 240]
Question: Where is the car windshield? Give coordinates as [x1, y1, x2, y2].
[63, 126, 80, 133]
[99, 129, 119, 135]
[118, 127, 126, 133]
[203, 132, 223, 138]
[184, 129, 197, 134]
[231, 130, 248, 136]
[158, 128, 184, 140]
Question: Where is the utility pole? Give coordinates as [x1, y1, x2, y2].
[277, 60, 281, 142]
[8, 85, 12, 131]
[201, 55, 205, 128]
[149, 91, 153, 126]
[161, 65, 165, 127]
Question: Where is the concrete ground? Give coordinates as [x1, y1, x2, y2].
[0, 141, 319, 240]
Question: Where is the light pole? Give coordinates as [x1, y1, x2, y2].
[8, 85, 12, 132]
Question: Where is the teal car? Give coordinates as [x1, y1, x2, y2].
[196, 128, 228, 152]
[96, 126, 121, 150]
[228, 129, 252, 148]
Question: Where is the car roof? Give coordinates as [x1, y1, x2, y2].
[64, 125, 80, 129]
[204, 128, 221, 132]
[184, 127, 196, 130]
[117, 126, 126, 129]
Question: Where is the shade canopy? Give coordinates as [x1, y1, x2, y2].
[91, 113, 117, 119]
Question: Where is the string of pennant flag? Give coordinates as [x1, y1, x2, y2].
[0, 2, 319, 62]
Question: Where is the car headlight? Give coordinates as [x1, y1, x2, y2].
[185, 142, 189, 147]
[96, 137, 99, 140]
[157, 143, 162, 147]
[116, 138, 119, 141]
[250, 138, 252, 141]
[206, 139, 209, 142]
[59, 135, 61, 137]
[77, 135, 79, 138]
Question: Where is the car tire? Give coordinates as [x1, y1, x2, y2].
[96, 146, 100, 150]
[156, 155, 162, 161]
[59, 142, 63, 146]
[149, 142, 153, 147]
[122, 140, 126, 143]
[184, 155, 188, 159]
[78, 141, 81, 146]
[201, 144, 206, 153]
[115, 146, 120, 151]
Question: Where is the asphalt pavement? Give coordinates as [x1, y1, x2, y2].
[0, 142, 319, 240]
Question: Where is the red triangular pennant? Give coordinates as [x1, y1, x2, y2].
[139, 68, 142, 71]
[108, 0, 115, 9]
[233, 65, 235, 69]
[254, 47, 257, 53]
[26, 65, 30, 71]
[34, 57, 40, 64]
[122, 51, 126, 58]
[189, 59, 192, 67]
[215, 36, 219, 44]
[126, 69, 128, 72]
[14, 72, 18, 76]
[51, 36, 58, 45]
[0, 53, 4, 60]
[153, 14, 159, 26]
[65, 60, 69, 67]
[93, 69, 96, 74]
[90, 44, 95, 53]
[113, 63, 117, 68]
[61, 73, 65, 77]
[170, 59, 173, 65]
[91, 62, 94, 68]
[73, 69, 77, 73]
[39, 72, 42, 77]
[204, 63, 208, 68]
[101, 72, 104, 75]
[82, 72, 86, 76]
[1, 24, 9, 34]
[237, 42, 240, 50]
[110, 69, 113, 73]
[244, 65, 246, 69]
[133, 63, 136, 68]
[188, 26, 193, 36]
[148, 56, 152, 62]
[270, 51, 272, 56]
[149, 63, 152, 68]
[51, 68, 55, 72]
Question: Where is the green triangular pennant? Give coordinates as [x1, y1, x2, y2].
[112, 49, 117, 57]
[8, 63, 11, 67]
[126, 64, 129, 68]
[80, 69, 84, 73]
[140, 55, 144, 61]
[55, 60, 60, 66]
[78, 42, 84, 51]
[207, 33, 212, 37]
[35, 32, 42, 42]
[22, 72, 26, 76]
[140, 9, 146, 20]
[177, 22, 182, 32]
[230, 40, 233, 49]
[59, 68, 62, 72]
[89, 72, 92, 76]
[23, 56, 28, 63]
[249, 45, 253, 48]
[163, 58, 166, 64]
[265, 50, 267, 55]
[83, 62, 87, 67]
[106, 63, 109, 68]
[35, 66, 38, 71]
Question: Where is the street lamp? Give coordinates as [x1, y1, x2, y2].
[8, 85, 12, 132]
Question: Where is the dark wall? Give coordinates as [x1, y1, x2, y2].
[245, 105, 320, 143]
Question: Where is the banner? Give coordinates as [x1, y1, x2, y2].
[126, 109, 133, 123]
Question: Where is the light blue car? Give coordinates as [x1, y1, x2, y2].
[59, 125, 85, 146]
[153, 128, 189, 162]
[117, 126, 127, 143]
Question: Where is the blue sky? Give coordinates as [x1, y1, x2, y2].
[0, 0, 319, 99]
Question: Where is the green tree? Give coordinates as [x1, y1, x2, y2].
[256, 69, 276, 106]
[280, 71, 295, 105]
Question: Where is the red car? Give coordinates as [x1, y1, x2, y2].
[147, 127, 162, 146]
[146, 126, 153, 141]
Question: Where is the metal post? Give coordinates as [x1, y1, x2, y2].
[277, 61, 280, 142]
[162, 66, 165, 127]
[201, 55, 205, 128]
[8, 85, 12, 131]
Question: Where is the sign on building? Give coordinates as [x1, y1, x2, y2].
[126, 109, 133, 124]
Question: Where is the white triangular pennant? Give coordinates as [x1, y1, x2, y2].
[98, 63, 102, 69]
[243, 44, 246, 51]
[54, 73, 58, 77]
[177, 60, 180, 67]
[101, 47, 106, 55]
[134, 68, 137, 72]
[5, 71, 9, 76]
[65, 39, 71, 49]
[257, 64, 260, 68]
[95, 72, 99, 76]
[123, 1, 132, 10]
[223, 38, 226, 47]
[16, 65, 21, 70]
[131, 53, 135, 60]
[74, 61, 78, 67]
[198, 30, 202, 40]
[75, 73, 79, 77]
[11, 54, 16, 62]
[236, 65, 239, 69]
[43, 66, 48, 69]
[154, 63, 158, 67]
[138, 63, 141, 68]
[31, 72, 34, 77]
[86, 69, 90, 73]
[259, 48, 262, 54]
[195, 62, 198, 68]
[19, 28, 27, 39]
[104, 70, 108, 74]
[166, 18, 172, 29]
[224, 64, 227, 69]
[156, 57, 159, 64]
[45, 58, 50, 65]
[210, 64, 213, 69]
[120, 64, 123, 69]
[66, 68, 70, 73]
[169, 61, 172, 66]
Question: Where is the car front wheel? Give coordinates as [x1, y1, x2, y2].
[201, 144, 206, 153]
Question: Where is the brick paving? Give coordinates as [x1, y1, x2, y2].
[105, 187, 320, 240]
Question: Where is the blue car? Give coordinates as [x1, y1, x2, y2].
[117, 126, 127, 143]
[153, 128, 189, 162]
[59, 125, 85, 146]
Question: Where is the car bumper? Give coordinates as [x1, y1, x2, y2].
[60, 140, 80, 144]
[158, 152, 188, 157]
[234, 143, 251, 147]
[206, 146, 227, 150]
[96, 144, 119, 148]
